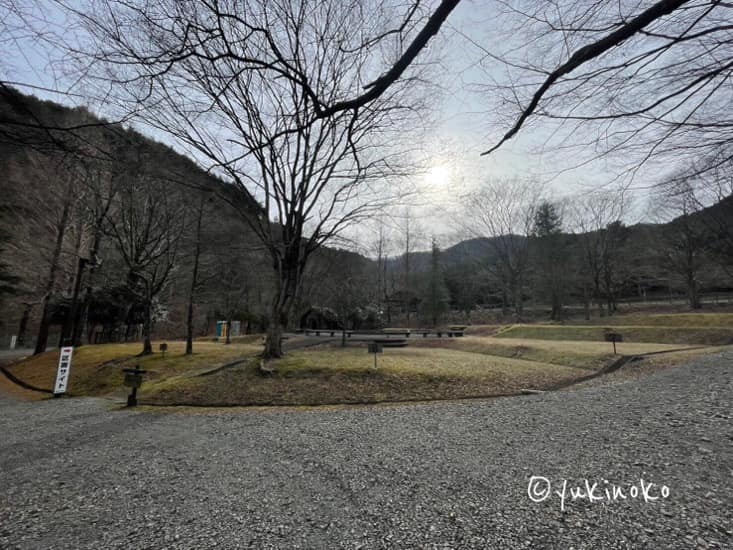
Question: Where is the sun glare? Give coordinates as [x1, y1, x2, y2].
[425, 164, 451, 188]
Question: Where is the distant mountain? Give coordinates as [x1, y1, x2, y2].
[383, 198, 732, 280]
[386, 235, 520, 274]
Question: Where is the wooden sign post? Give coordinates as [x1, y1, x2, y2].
[604, 332, 623, 355]
[368, 342, 383, 369]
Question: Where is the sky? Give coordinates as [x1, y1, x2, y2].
[2, 0, 686, 253]
[373, 1, 626, 248]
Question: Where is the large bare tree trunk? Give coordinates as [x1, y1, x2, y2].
[141, 298, 153, 355]
[264, 290, 288, 358]
[185, 293, 198, 353]
[264, 320, 283, 358]
[61, 257, 86, 347]
[686, 260, 701, 310]
[263, 263, 299, 359]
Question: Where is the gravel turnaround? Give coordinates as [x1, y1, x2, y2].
[1, 352, 731, 549]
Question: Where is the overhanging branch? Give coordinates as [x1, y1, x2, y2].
[482, 0, 693, 156]
[315, 0, 461, 118]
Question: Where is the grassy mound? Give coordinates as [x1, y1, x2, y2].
[6, 340, 262, 396]
[146, 346, 584, 406]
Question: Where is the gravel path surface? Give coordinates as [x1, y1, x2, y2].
[1, 351, 731, 549]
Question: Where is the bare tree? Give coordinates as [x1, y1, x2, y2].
[572, 191, 628, 317]
[72, 156, 120, 346]
[105, 162, 185, 355]
[369, 218, 398, 325]
[463, 179, 541, 318]
[0, 1, 142, 146]
[184, 191, 213, 355]
[73, 0, 426, 358]
[652, 180, 710, 309]
[664, 158, 733, 274]
[29, 155, 82, 354]
[402, 209, 415, 328]
[14, 0, 730, 189]
[331, 256, 370, 346]
[1, 130, 82, 353]
[372, 219, 390, 318]
[478, 0, 732, 186]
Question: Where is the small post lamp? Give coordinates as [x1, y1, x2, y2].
[604, 332, 623, 355]
[368, 341, 383, 369]
[123, 366, 146, 407]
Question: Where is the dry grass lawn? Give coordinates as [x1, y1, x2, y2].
[3, 309, 728, 407]
[146, 346, 584, 406]
[410, 336, 695, 370]
[585, 312, 733, 327]
[494, 324, 733, 345]
[6, 340, 262, 396]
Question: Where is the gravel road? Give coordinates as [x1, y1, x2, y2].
[1, 351, 731, 549]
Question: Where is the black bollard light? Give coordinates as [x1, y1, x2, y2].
[604, 332, 623, 355]
[123, 366, 146, 407]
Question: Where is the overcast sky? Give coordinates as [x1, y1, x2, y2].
[3, 0, 680, 252]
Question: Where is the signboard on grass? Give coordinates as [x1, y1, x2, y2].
[53, 346, 74, 395]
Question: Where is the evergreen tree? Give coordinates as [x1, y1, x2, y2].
[532, 202, 562, 237]
[531, 201, 566, 320]
[424, 237, 449, 327]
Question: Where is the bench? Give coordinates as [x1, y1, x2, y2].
[434, 329, 464, 338]
[449, 326, 466, 337]
[382, 328, 411, 338]
[304, 329, 337, 337]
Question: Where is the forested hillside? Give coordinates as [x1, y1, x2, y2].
[0, 87, 272, 351]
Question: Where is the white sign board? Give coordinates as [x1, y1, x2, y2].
[9, 335, 17, 350]
[53, 346, 74, 395]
